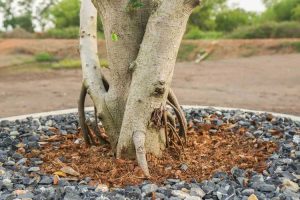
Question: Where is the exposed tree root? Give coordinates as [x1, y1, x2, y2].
[168, 90, 187, 139]
[78, 84, 94, 146]
[78, 82, 188, 177]
[78, 76, 109, 146]
[133, 131, 150, 177]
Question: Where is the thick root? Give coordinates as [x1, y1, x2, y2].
[78, 77, 109, 146]
[168, 89, 187, 138]
[133, 131, 150, 177]
[167, 90, 187, 144]
[78, 83, 94, 146]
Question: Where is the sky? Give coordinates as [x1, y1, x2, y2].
[227, 0, 266, 12]
[0, 0, 267, 31]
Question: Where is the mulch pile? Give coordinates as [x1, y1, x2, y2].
[24, 121, 278, 187]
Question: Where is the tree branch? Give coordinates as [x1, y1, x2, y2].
[80, 0, 106, 116]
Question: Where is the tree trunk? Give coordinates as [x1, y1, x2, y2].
[80, 0, 199, 175]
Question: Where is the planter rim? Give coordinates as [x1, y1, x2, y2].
[1, 106, 299, 122]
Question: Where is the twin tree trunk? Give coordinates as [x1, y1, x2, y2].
[79, 0, 199, 176]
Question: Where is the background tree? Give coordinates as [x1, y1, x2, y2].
[188, 0, 226, 31]
[79, 0, 199, 176]
[215, 8, 255, 32]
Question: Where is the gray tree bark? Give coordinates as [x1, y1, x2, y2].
[80, 0, 200, 176]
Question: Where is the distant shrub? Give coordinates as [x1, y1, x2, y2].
[1, 27, 35, 38]
[44, 27, 79, 39]
[228, 21, 300, 39]
[184, 27, 223, 39]
[35, 52, 55, 62]
[289, 41, 300, 52]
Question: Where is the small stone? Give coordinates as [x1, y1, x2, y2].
[190, 187, 205, 198]
[5, 160, 15, 166]
[13, 190, 28, 195]
[185, 196, 202, 200]
[295, 151, 300, 159]
[248, 194, 258, 200]
[34, 160, 44, 165]
[293, 135, 300, 144]
[3, 178, 13, 189]
[253, 130, 263, 136]
[60, 166, 80, 176]
[282, 179, 299, 192]
[95, 184, 109, 192]
[10, 131, 20, 136]
[283, 189, 300, 199]
[64, 192, 81, 200]
[141, 184, 158, 194]
[17, 192, 34, 199]
[241, 189, 255, 196]
[28, 167, 40, 172]
[17, 158, 27, 165]
[40, 176, 53, 185]
[74, 138, 82, 144]
[257, 183, 276, 192]
[171, 190, 190, 199]
[180, 164, 189, 172]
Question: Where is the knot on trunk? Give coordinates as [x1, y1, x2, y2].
[152, 80, 166, 97]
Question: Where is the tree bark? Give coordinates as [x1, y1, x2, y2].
[80, 0, 199, 175]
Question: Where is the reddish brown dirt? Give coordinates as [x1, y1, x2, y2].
[1, 39, 300, 64]
[24, 121, 277, 187]
[0, 39, 300, 117]
[1, 53, 300, 117]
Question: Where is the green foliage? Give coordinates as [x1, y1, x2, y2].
[292, 4, 300, 20]
[290, 41, 300, 52]
[48, 0, 80, 28]
[52, 59, 81, 69]
[45, 27, 79, 39]
[215, 9, 256, 32]
[261, 0, 300, 22]
[188, 0, 226, 31]
[184, 26, 223, 39]
[35, 52, 55, 62]
[111, 33, 119, 42]
[228, 21, 300, 39]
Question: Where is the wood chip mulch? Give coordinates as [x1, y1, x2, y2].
[24, 121, 278, 187]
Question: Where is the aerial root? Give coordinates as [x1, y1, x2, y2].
[78, 80, 109, 146]
[167, 91, 187, 144]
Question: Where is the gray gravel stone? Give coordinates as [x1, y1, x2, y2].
[142, 184, 158, 194]
[28, 167, 40, 172]
[241, 188, 255, 196]
[257, 183, 276, 192]
[171, 190, 190, 199]
[190, 187, 205, 198]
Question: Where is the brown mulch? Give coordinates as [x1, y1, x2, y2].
[23, 122, 278, 187]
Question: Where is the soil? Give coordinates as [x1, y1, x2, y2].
[23, 120, 277, 187]
[0, 53, 300, 118]
[0, 39, 300, 66]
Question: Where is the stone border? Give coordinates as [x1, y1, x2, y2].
[1, 106, 300, 122]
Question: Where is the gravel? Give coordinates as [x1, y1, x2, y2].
[0, 108, 299, 199]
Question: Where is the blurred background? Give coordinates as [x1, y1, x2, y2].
[0, 0, 299, 117]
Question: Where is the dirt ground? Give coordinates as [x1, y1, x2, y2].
[0, 53, 299, 118]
